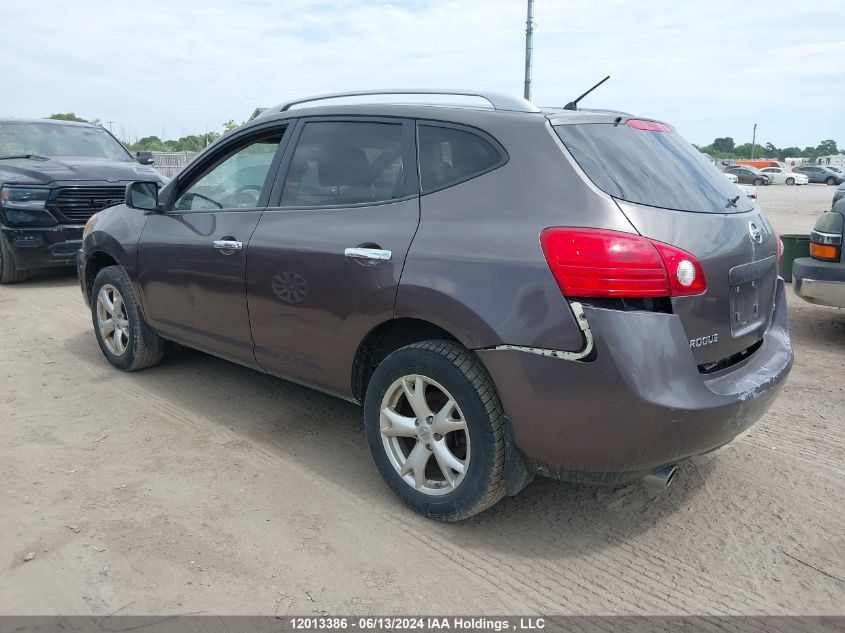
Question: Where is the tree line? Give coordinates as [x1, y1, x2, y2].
[694, 137, 841, 161]
[48, 113, 842, 161]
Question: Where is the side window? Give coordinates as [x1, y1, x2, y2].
[418, 124, 504, 192]
[280, 121, 405, 207]
[174, 133, 283, 211]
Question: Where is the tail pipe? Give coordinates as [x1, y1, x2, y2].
[641, 464, 678, 493]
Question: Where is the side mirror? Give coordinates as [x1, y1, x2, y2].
[125, 181, 159, 211]
[135, 150, 155, 166]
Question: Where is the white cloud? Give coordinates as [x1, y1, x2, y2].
[0, 0, 841, 148]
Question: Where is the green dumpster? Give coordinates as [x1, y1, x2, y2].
[779, 234, 810, 283]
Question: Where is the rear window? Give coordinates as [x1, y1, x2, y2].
[418, 124, 504, 192]
[554, 122, 754, 213]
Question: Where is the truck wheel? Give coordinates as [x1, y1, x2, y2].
[91, 265, 165, 371]
[0, 233, 28, 284]
[364, 340, 506, 521]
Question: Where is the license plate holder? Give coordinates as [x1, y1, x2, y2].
[730, 279, 763, 337]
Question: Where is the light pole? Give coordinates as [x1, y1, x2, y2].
[523, 0, 534, 100]
[751, 123, 757, 159]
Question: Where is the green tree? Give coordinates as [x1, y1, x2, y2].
[816, 139, 838, 156]
[223, 119, 239, 133]
[712, 137, 735, 153]
[764, 142, 777, 157]
[48, 112, 88, 123]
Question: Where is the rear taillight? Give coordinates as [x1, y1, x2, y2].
[774, 230, 783, 267]
[540, 228, 706, 298]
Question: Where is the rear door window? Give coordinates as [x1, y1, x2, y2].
[418, 124, 505, 192]
[554, 122, 754, 213]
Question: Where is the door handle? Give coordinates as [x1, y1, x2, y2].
[213, 239, 243, 251]
[344, 247, 392, 261]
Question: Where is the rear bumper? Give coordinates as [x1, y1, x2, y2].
[1, 225, 83, 270]
[793, 257, 845, 308]
[476, 279, 793, 483]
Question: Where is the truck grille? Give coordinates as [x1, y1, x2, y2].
[49, 186, 126, 223]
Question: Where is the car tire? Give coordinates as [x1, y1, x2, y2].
[0, 233, 28, 284]
[364, 340, 506, 521]
[826, 177, 836, 186]
[91, 265, 165, 371]
[753, 178, 764, 186]
[786, 177, 795, 186]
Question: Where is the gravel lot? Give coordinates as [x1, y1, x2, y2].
[1, 184, 843, 616]
[756, 182, 838, 235]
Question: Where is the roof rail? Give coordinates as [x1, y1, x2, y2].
[267, 89, 541, 114]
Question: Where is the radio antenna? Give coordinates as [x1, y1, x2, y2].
[563, 75, 610, 111]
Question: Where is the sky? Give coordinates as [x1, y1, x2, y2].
[1, 0, 843, 149]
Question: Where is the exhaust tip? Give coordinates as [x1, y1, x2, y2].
[641, 465, 678, 493]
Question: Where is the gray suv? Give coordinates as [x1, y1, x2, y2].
[77, 90, 793, 520]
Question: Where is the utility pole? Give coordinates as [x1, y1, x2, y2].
[106, 121, 115, 133]
[751, 123, 757, 159]
[523, 0, 534, 100]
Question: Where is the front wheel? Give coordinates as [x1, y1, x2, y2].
[826, 177, 836, 186]
[0, 233, 27, 284]
[753, 178, 764, 186]
[91, 265, 165, 371]
[364, 340, 506, 521]
[786, 177, 795, 185]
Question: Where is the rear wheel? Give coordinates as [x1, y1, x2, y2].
[786, 177, 795, 185]
[364, 340, 506, 521]
[0, 233, 27, 284]
[91, 265, 165, 371]
[826, 177, 836, 186]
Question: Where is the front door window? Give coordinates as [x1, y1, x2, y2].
[174, 135, 283, 211]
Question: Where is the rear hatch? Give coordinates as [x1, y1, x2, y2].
[553, 117, 779, 368]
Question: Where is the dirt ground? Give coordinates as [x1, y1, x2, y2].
[1, 185, 843, 616]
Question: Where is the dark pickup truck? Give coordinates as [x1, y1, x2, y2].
[793, 199, 845, 308]
[0, 119, 163, 283]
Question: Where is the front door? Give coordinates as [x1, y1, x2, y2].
[246, 118, 419, 396]
[138, 128, 286, 366]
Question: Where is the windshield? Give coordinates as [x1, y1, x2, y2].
[0, 122, 132, 161]
[554, 122, 754, 213]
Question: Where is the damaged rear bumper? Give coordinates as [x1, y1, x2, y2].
[476, 279, 793, 483]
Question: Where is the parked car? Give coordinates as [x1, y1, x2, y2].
[833, 182, 845, 209]
[760, 167, 808, 185]
[726, 165, 772, 186]
[0, 119, 163, 283]
[723, 171, 738, 183]
[791, 164, 845, 185]
[735, 159, 786, 170]
[793, 200, 845, 308]
[78, 89, 793, 521]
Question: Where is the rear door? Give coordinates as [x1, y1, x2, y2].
[138, 126, 287, 366]
[555, 119, 779, 368]
[245, 117, 419, 396]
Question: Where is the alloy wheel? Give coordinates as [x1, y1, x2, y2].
[379, 374, 470, 495]
[96, 284, 130, 355]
